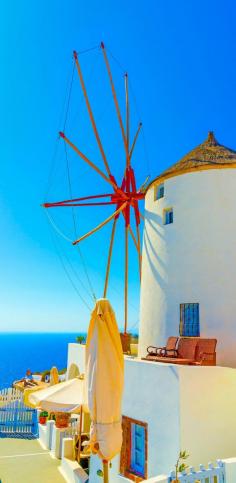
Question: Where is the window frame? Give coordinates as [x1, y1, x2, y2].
[180, 303, 200, 337]
[163, 207, 173, 225]
[155, 183, 165, 201]
[120, 416, 148, 482]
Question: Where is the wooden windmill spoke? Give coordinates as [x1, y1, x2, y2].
[44, 47, 146, 337]
[125, 73, 130, 163]
[136, 223, 142, 280]
[59, 132, 118, 191]
[73, 51, 113, 179]
[121, 122, 142, 181]
[128, 225, 138, 251]
[138, 175, 150, 194]
[129, 122, 142, 162]
[101, 42, 129, 167]
[43, 193, 115, 208]
[72, 202, 127, 245]
[103, 217, 118, 297]
[46, 201, 118, 207]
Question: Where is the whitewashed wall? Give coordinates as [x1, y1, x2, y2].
[67, 345, 180, 479]
[139, 168, 236, 367]
[89, 358, 180, 482]
[66, 345, 236, 481]
[66, 343, 85, 380]
[180, 366, 236, 467]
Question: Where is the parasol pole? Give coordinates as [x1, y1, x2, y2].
[103, 217, 118, 297]
[103, 460, 109, 483]
[77, 405, 83, 464]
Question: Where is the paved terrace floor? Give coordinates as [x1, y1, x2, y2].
[0, 438, 66, 483]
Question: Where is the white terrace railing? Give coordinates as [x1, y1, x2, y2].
[0, 387, 23, 404]
[169, 460, 225, 482]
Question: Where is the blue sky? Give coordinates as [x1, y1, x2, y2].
[0, 0, 235, 332]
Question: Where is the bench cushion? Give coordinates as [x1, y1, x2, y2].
[177, 337, 198, 359]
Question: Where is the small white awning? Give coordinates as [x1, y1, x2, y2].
[28, 377, 88, 413]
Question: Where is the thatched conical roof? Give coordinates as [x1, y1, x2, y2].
[148, 132, 236, 190]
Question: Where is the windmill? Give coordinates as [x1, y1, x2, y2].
[43, 42, 146, 335]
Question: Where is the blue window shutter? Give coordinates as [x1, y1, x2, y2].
[157, 184, 164, 200]
[164, 208, 173, 225]
[180, 303, 200, 336]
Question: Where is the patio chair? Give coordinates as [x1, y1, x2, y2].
[193, 338, 217, 366]
[147, 336, 179, 358]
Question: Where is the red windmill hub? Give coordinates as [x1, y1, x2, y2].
[43, 42, 146, 333]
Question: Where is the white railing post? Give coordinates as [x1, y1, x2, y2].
[169, 460, 225, 482]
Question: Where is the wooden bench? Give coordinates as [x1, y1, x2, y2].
[143, 337, 217, 366]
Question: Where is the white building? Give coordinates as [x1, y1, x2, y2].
[64, 344, 236, 483]
[139, 132, 236, 367]
[59, 133, 236, 483]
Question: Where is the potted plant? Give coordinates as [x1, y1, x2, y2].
[39, 411, 48, 425]
[76, 335, 86, 345]
[55, 411, 70, 428]
[172, 450, 189, 482]
[120, 332, 132, 353]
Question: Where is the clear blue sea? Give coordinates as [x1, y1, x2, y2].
[0, 333, 84, 389]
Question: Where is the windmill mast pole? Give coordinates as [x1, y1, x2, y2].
[124, 226, 129, 334]
[124, 73, 130, 334]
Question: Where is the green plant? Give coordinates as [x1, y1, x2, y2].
[39, 411, 48, 417]
[174, 450, 189, 481]
[76, 335, 86, 344]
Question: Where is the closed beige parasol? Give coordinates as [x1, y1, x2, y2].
[85, 298, 124, 481]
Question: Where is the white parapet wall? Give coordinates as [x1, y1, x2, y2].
[65, 344, 236, 481]
[179, 365, 236, 467]
[38, 423, 48, 450]
[223, 458, 236, 482]
[60, 438, 89, 483]
[143, 459, 236, 483]
[67, 343, 86, 380]
[143, 477, 169, 483]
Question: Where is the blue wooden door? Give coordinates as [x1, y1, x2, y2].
[130, 423, 145, 476]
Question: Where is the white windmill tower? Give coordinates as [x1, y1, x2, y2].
[139, 132, 236, 367]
